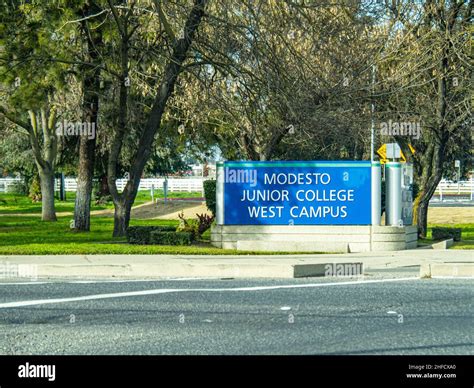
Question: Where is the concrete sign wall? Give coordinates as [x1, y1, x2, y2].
[220, 161, 372, 225]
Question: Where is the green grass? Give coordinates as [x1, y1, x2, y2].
[0, 190, 202, 215]
[0, 215, 305, 255]
[425, 223, 474, 250]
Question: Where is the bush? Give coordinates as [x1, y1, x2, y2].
[150, 231, 194, 245]
[7, 181, 28, 195]
[203, 179, 216, 216]
[196, 213, 214, 237]
[127, 225, 176, 244]
[29, 175, 42, 202]
[176, 211, 199, 239]
[432, 227, 462, 242]
[95, 194, 112, 205]
[93, 180, 112, 205]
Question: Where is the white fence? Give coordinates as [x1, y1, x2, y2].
[2, 176, 473, 200]
[433, 179, 474, 201]
[0, 177, 205, 193]
[0, 177, 21, 193]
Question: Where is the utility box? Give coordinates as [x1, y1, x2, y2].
[401, 163, 414, 225]
[385, 162, 402, 226]
[386, 143, 401, 160]
[385, 162, 413, 226]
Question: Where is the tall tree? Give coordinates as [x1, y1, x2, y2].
[0, 0, 69, 220]
[104, 0, 208, 236]
[379, 0, 472, 236]
[73, 2, 105, 231]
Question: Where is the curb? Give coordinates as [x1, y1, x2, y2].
[4, 262, 364, 280]
[431, 239, 454, 250]
[420, 263, 474, 278]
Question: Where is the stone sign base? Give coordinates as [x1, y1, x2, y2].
[211, 225, 418, 252]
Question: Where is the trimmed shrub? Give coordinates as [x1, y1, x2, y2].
[150, 231, 194, 246]
[29, 175, 42, 202]
[7, 181, 28, 195]
[127, 225, 176, 244]
[203, 179, 216, 216]
[431, 227, 462, 242]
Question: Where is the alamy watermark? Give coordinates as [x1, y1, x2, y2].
[0, 261, 38, 280]
[380, 119, 421, 140]
[56, 119, 96, 139]
[324, 263, 363, 277]
[18, 362, 55, 382]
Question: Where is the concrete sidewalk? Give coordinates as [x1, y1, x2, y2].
[0, 249, 472, 279]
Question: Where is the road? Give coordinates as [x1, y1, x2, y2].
[0, 272, 472, 355]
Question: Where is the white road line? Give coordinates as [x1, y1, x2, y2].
[0, 277, 419, 309]
[0, 277, 211, 285]
[0, 282, 51, 285]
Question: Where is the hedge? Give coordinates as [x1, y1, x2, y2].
[150, 231, 194, 246]
[431, 227, 462, 242]
[203, 179, 216, 216]
[127, 225, 176, 244]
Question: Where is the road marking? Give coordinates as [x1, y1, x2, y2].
[0, 282, 51, 285]
[0, 277, 419, 309]
[0, 277, 211, 285]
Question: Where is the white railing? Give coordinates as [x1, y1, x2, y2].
[0, 177, 21, 193]
[0, 177, 205, 193]
[3, 176, 471, 199]
[113, 178, 204, 192]
[433, 179, 474, 201]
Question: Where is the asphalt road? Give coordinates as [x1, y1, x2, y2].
[0, 274, 472, 355]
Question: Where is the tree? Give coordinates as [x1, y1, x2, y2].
[171, 0, 385, 161]
[105, 0, 209, 236]
[378, 0, 472, 236]
[0, 0, 74, 220]
[73, 2, 105, 231]
[0, 106, 58, 220]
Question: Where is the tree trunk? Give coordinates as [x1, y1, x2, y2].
[39, 168, 57, 221]
[73, 7, 102, 231]
[413, 139, 446, 238]
[74, 96, 98, 231]
[74, 135, 96, 231]
[99, 174, 110, 197]
[414, 170, 443, 238]
[113, 200, 132, 237]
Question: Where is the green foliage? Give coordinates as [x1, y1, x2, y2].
[7, 180, 28, 195]
[431, 227, 462, 242]
[28, 175, 41, 202]
[203, 179, 216, 216]
[150, 231, 194, 246]
[196, 213, 214, 236]
[0, 216, 281, 254]
[176, 211, 199, 239]
[127, 225, 176, 244]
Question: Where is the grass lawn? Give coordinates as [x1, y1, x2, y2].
[0, 190, 202, 215]
[426, 223, 474, 250]
[1, 194, 471, 253]
[0, 215, 302, 255]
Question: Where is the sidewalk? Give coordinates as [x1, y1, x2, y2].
[1, 249, 472, 279]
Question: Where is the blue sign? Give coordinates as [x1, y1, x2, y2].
[223, 161, 372, 225]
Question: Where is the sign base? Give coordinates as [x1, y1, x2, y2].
[211, 225, 418, 252]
